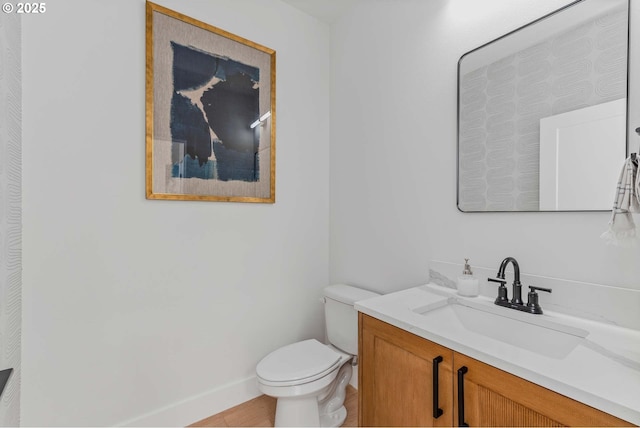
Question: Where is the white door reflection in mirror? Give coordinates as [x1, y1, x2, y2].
[539, 98, 626, 211]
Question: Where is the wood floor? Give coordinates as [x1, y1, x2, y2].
[189, 385, 358, 427]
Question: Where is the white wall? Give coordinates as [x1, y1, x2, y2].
[21, 0, 330, 425]
[330, 0, 640, 292]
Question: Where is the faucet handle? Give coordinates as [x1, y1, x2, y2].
[487, 277, 508, 303]
[527, 286, 552, 314]
[529, 286, 552, 294]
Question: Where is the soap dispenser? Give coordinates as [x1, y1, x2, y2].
[457, 258, 479, 297]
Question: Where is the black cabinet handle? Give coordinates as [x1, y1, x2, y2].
[432, 356, 444, 419]
[457, 366, 469, 427]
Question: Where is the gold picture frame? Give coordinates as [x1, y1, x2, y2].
[146, 2, 276, 203]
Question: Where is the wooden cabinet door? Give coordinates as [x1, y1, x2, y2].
[359, 314, 454, 427]
[453, 352, 633, 427]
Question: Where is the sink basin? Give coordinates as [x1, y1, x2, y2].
[414, 300, 589, 359]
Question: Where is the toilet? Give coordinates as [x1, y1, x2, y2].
[256, 284, 380, 427]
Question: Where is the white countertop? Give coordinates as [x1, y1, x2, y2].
[355, 283, 640, 425]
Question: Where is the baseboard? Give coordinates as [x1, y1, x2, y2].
[117, 376, 261, 427]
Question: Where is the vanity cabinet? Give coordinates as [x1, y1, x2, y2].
[358, 314, 633, 427]
[359, 312, 454, 426]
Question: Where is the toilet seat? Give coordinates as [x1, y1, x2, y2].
[256, 339, 345, 387]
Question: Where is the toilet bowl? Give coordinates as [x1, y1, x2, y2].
[256, 284, 380, 427]
[257, 339, 352, 426]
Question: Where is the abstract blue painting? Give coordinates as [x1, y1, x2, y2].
[170, 42, 260, 182]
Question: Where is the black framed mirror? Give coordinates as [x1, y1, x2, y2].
[457, 0, 629, 212]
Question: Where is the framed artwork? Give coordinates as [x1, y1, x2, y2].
[146, 2, 276, 203]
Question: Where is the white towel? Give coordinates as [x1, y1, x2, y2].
[601, 156, 640, 246]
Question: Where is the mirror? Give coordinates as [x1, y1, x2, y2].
[457, 0, 629, 212]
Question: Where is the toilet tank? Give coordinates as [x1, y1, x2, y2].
[324, 284, 380, 355]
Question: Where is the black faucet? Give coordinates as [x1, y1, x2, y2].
[488, 257, 551, 314]
[498, 257, 523, 304]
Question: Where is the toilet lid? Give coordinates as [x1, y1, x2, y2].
[256, 339, 342, 383]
